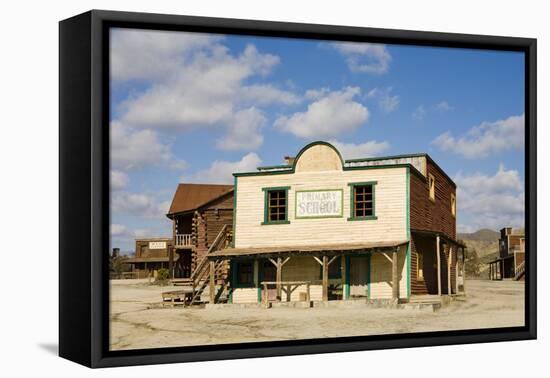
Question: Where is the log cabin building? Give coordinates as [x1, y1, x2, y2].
[488, 228, 526, 280]
[188, 141, 467, 306]
[166, 184, 234, 281]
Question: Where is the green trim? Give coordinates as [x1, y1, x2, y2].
[233, 162, 420, 177]
[257, 164, 292, 171]
[233, 259, 255, 289]
[232, 176, 237, 248]
[294, 189, 344, 219]
[345, 152, 427, 163]
[348, 181, 378, 221]
[262, 186, 291, 225]
[229, 261, 237, 303]
[406, 167, 411, 298]
[344, 255, 350, 299]
[367, 253, 371, 299]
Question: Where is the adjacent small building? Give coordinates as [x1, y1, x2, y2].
[488, 228, 526, 280]
[125, 237, 174, 278]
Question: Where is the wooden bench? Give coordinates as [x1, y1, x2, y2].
[161, 289, 193, 307]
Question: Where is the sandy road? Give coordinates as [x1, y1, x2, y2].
[110, 279, 524, 351]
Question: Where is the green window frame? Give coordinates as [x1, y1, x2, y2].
[261, 186, 291, 225]
[348, 181, 378, 221]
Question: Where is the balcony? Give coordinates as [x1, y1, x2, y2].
[175, 234, 193, 248]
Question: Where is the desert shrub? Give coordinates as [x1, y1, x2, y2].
[156, 268, 170, 282]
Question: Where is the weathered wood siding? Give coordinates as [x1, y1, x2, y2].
[193, 193, 234, 270]
[231, 288, 258, 304]
[281, 256, 323, 301]
[410, 160, 456, 240]
[235, 145, 407, 248]
[369, 245, 407, 299]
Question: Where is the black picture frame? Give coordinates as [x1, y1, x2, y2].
[59, 9, 537, 368]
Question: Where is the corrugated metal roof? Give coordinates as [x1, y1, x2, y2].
[167, 183, 233, 216]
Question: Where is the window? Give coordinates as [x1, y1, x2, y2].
[417, 251, 424, 280]
[451, 193, 456, 217]
[348, 182, 377, 221]
[428, 173, 435, 201]
[262, 187, 290, 224]
[236, 262, 254, 286]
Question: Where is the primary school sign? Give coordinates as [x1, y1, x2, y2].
[295, 189, 343, 219]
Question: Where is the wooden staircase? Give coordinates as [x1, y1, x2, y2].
[185, 225, 232, 305]
[514, 260, 525, 281]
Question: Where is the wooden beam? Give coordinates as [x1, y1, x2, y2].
[327, 255, 338, 266]
[455, 249, 459, 294]
[463, 248, 467, 292]
[322, 255, 329, 301]
[436, 235, 442, 296]
[268, 258, 278, 267]
[209, 260, 215, 304]
[341, 256, 347, 300]
[281, 256, 291, 267]
[313, 256, 323, 266]
[381, 252, 393, 263]
[392, 248, 399, 300]
[448, 245, 452, 295]
[276, 257, 283, 301]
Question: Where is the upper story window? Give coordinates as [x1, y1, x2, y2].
[262, 187, 290, 225]
[451, 193, 456, 217]
[348, 181, 377, 221]
[428, 173, 436, 201]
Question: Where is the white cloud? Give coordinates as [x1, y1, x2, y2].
[111, 191, 171, 217]
[111, 121, 173, 170]
[454, 165, 524, 231]
[186, 153, 262, 184]
[110, 170, 128, 190]
[367, 87, 399, 113]
[436, 101, 453, 112]
[432, 114, 524, 158]
[115, 41, 288, 152]
[412, 105, 426, 120]
[216, 108, 265, 151]
[240, 84, 301, 106]
[330, 42, 391, 74]
[111, 223, 128, 236]
[110, 28, 222, 82]
[329, 140, 390, 159]
[274, 87, 369, 139]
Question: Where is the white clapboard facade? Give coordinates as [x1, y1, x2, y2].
[205, 141, 465, 305]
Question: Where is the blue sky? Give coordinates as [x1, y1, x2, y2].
[109, 28, 525, 252]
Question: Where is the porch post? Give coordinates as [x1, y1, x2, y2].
[392, 248, 399, 300]
[341, 255, 348, 300]
[455, 248, 459, 294]
[448, 246, 452, 295]
[462, 248, 466, 293]
[436, 235, 442, 296]
[322, 255, 329, 302]
[209, 260, 215, 304]
[276, 257, 282, 301]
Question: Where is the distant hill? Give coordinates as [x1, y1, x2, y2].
[458, 229, 500, 277]
[458, 228, 499, 242]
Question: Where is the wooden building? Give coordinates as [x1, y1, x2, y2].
[201, 141, 466, 305]
[125, 237, 174, 278]
[166, 184, 234, 282]
[488, 228, 525, 280]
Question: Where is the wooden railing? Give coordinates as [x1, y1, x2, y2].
[514, 260, 525, 280]
[175, 233, 193, 248]
[189, 225, 232, 305]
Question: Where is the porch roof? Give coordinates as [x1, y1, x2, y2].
[208, 240, 408, 259]
[124, 256, 178, 263]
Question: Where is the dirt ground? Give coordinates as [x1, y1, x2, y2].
[109, 279, 525, 351]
